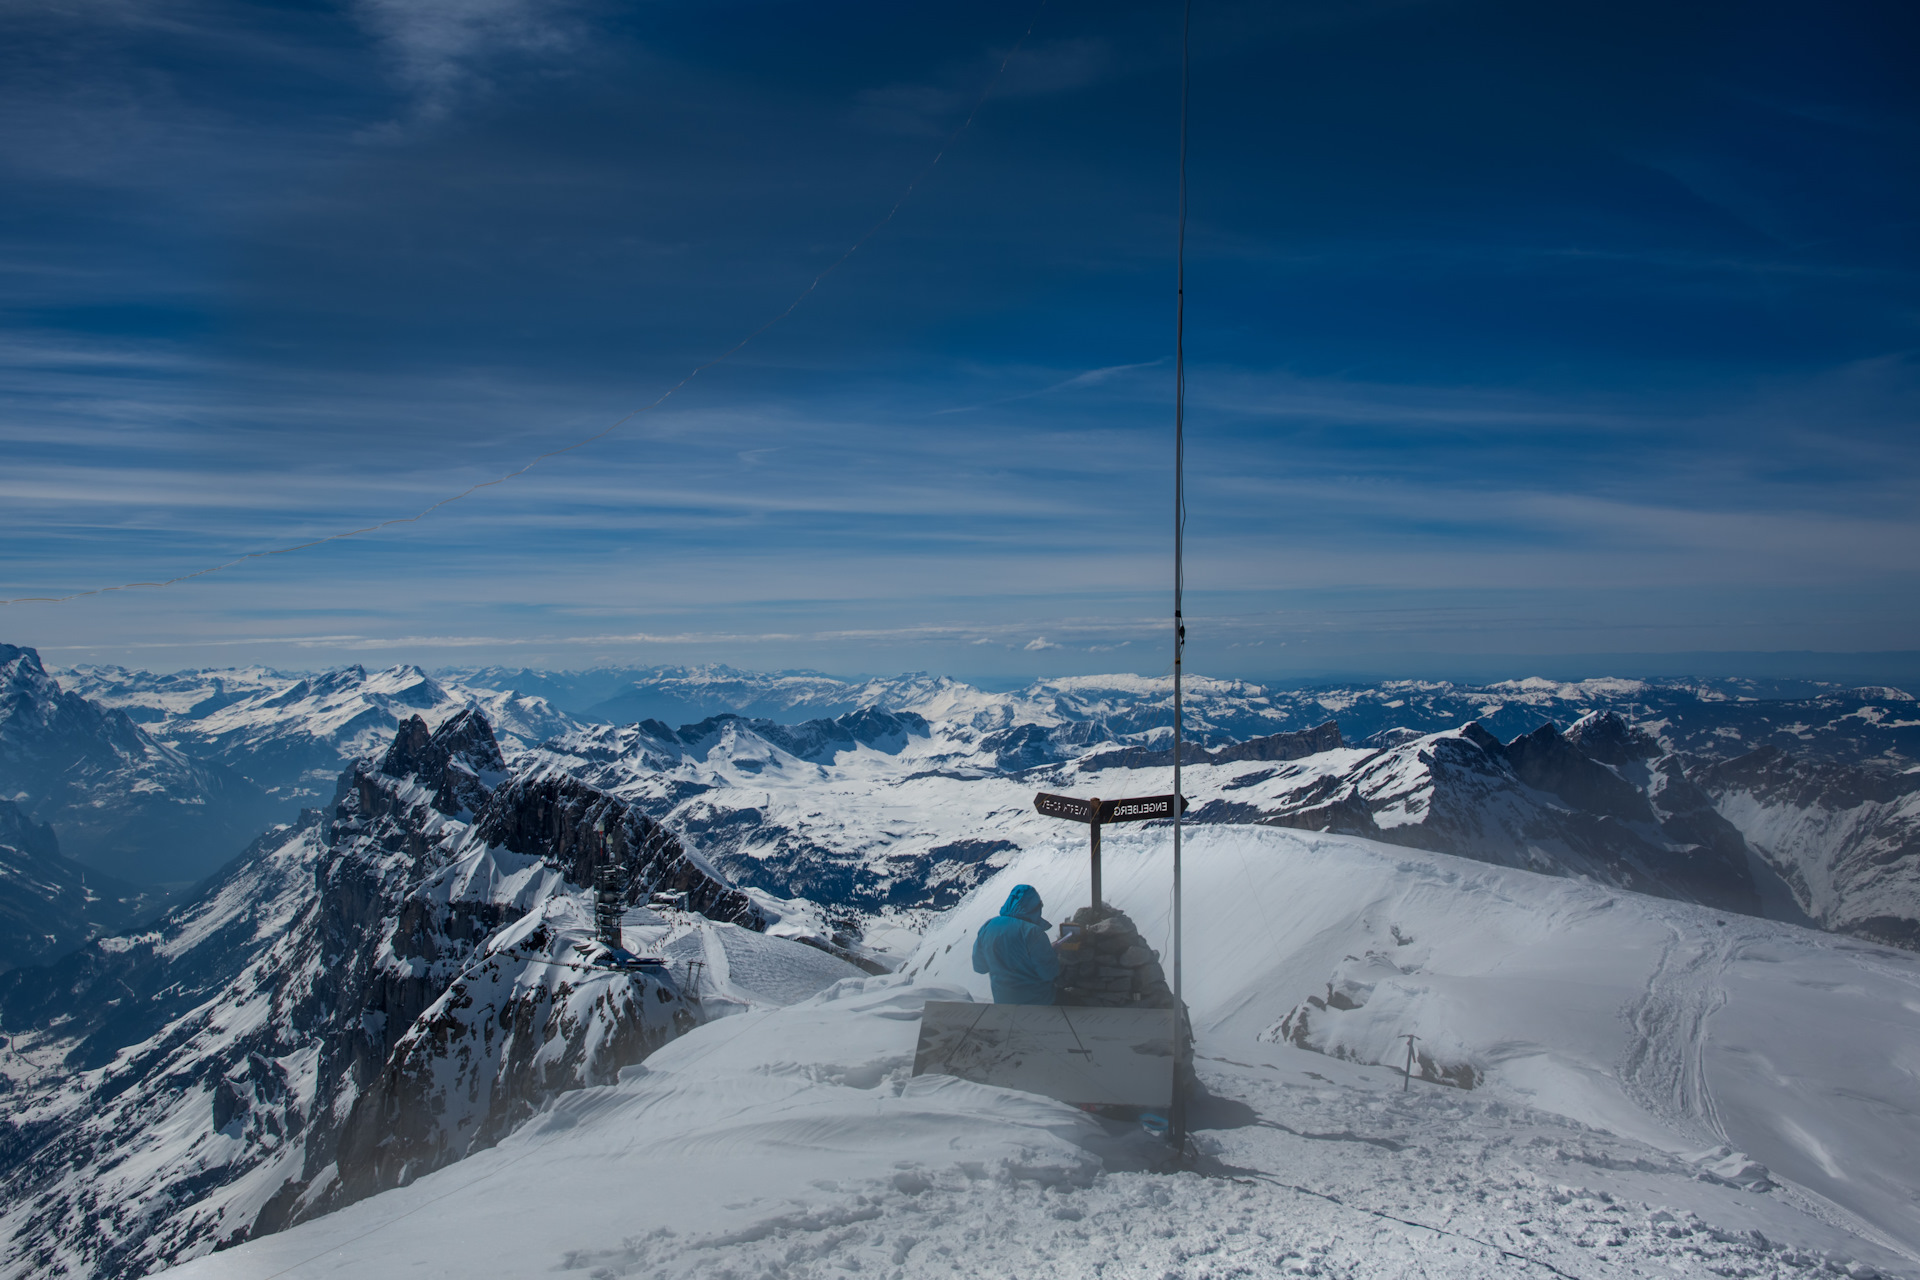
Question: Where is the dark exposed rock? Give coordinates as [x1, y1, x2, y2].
[1692, 746, 1920, 949]
[1506, 720, 1659, 824]
[1054, 905, 1178, 1009]
[379, 709, 506, 817]
[1181, 720, 1765, 918]
[1565, 710, 1663, 766]
[476, 773, 765, 929]
[759, 707, 929, 762]
[979, 723, 1063, 772]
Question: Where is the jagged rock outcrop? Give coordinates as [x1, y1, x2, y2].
[477, 773, 765, 929]
[1266, 947, 1480, 1091]
[379, 707, 507, 816]
[0, 711, 777, 1279]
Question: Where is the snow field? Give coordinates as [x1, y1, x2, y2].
[161, 826, 1920, 1280]
[910, 827, 1920, 1266]
[160, 975, 1903, 1280]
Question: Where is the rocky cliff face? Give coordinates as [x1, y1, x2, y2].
[1693, 747, 1920, 950]
[0, 711, 777, 1280]
[1181, 714, 1765, 918]
[0, 645, 276, 883]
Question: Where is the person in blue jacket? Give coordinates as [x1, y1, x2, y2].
[971, 884, 1062, 1004]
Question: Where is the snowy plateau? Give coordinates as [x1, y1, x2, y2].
[0, 647, 1916, 1279]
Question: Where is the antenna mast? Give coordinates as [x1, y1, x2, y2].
[1170, 0, 1192, 1156]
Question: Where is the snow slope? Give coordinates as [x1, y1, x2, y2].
[164, 826, 1920, 1280]
[0, 712, 826, 1280]
[910, 828, 1920, 1260]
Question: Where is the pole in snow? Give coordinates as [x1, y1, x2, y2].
[1090, 798, 1103, 908]
[1169, 0, 1193, 1160]
[1402, 1034, 1420, 1091]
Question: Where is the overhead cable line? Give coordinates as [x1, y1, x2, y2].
[1, 2, 1050, 608]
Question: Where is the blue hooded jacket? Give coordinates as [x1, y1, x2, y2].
[971, 884, 1061, 1005]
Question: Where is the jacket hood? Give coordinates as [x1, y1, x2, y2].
[999, 884, 1046, 923]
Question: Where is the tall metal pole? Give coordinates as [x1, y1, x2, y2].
[1170, 0, 1192, 1157]
[1089, 800, 1103, 909]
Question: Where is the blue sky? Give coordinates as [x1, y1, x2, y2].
[2, 0, 1917, 680]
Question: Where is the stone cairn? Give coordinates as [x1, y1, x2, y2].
[1054, 905, 1178, 1008]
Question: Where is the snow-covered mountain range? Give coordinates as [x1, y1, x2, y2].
[9, 649, 1919, 959]
[441, 662, 1920, 759]
[61, 661, 578, 816]
[2, 653, 1917, 1278]
[515, 699, 1916, 953]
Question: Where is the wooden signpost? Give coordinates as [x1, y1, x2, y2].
[1033, 791, 1187, 909]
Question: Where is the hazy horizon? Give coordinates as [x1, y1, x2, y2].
[25, 640, 1920, 694]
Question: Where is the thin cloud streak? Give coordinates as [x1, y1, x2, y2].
[932, 358, 1166, 415]
[3, 0, 1917, 669]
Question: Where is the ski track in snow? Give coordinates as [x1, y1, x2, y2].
[1620, 922, 1727, 1142]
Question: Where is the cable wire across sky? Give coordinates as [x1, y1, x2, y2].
[1, 2, 1050, 608]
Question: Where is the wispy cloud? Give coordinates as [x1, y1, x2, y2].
[352, 0, 586, 122]
[854, 37, 1114, 137]
[933, 359, 1165, 416]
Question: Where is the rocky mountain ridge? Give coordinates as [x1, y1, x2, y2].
[0, 711, 850, 1280]
[1694, 747, 1920, 949]
[0, 653, 1915, 1278]
[522, 699, 1916, 951]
